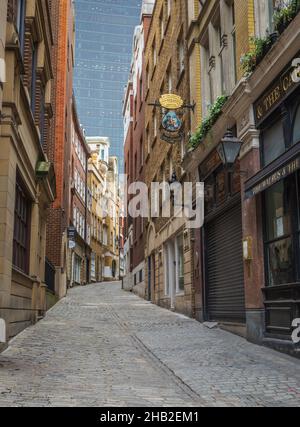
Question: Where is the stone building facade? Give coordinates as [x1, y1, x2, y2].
[184, 0, 300, 357]
[0, 0, 56, 344]
[68, 96, 91, 287]
[87, 137, 120, 282]
[143, 0, 194, 316]
[87, 137, 109, 283]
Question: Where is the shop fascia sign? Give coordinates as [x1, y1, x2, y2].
[148, 94, 195, 145]
[246, 156, 300, 198]
[254, 54, 300, 126]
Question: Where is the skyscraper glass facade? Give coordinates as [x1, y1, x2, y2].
[74, 0, 142, 169]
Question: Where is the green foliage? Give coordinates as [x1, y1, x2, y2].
[274, 0, 300, 34]
[240, 35, 273, 76]
[189, 95, 229, 149]
[241, 1, 300, 76]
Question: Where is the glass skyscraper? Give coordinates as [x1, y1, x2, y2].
[74, 0, 142, 169]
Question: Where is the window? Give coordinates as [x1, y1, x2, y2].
[40, 88, 45, 145]
[178, 38, 185, 75]
[262, 117, 286, 166]
[30, 43, 38, 114]
[163, 243, 169, 295]
[201, 33, 212, 115]
[167, 0, 171, 17]
[167, 66, 172, 92]
[140, 137, 144, 167]
[153, 113, 157, 138]
[229, 1, 237, 86]
[264, 175, 299, 286]
[74, 255, 81, 284]
[13, 173, 31, 273]
[176, 234, 184, 292]
[293, 104, 300, 145]
[146, 126, 150, 155]
[160, 10, 164, 41]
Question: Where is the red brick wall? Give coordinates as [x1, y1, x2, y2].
[46, 0, 74, 267]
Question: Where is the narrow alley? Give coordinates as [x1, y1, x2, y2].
[0, 283, 299, 407]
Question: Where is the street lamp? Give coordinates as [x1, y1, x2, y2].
[217, 129, 242, 171]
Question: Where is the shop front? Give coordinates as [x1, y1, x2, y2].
[245, 74, 300, 348]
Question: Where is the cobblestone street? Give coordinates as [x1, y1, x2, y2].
[0, 282, 299, 407]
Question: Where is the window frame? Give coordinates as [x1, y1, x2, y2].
[13, 171, 32, 274]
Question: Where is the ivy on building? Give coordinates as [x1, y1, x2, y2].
[189, 95, 229, 150]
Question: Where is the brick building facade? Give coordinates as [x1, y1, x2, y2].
[45, 0, 75, 298]
[123, 1, 154, 297]
[143, 0, 194, 315]
[184, 0, 300, 357]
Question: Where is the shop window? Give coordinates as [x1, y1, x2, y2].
[293, 104, 300, 145]
[13, 173, 31, 274]
[264, 178, 297, 286]
[262, 119, 285, 166]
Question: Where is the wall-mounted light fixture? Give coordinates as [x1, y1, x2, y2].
[216, 129, 242, 171]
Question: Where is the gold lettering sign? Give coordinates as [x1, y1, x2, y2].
[159, 94, 184, 110]
[247, 157, 300, 198]
[254, 58, 300, 126]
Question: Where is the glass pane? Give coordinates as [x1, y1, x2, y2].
[267, 237, 295, 285]
[298, 172, 300, 231]
[265, 180, 291, 241]
[263, 120, 285, 166]
[293, 104, 300, 145]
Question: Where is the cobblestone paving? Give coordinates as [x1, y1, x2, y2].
[0, 282, 299, 407]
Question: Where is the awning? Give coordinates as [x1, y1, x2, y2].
[245, 143, 300, 199]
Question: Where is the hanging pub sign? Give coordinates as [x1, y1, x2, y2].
[149, 94, 195, 145]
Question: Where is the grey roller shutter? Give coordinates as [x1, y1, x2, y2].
[206, 203, 246, 323]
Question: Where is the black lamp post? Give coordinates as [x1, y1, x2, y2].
[217, 129, 242, 171]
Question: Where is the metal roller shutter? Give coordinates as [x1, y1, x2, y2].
[206, 203, 245, 323]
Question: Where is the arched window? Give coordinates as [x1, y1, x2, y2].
[293, 104, 300, 145]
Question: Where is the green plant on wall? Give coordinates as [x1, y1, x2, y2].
[240, 35, 273, 76]
[240, 1, 300, 76]
[189, 95, 229, 149]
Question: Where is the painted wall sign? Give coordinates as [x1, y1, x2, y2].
[254, 55, 300, 126]
[159, 94, 184, 110]
[246, 156, 300, 198]
[162, 111, 182, 132]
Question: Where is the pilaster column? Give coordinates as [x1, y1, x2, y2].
[237, 106, 265, 343]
